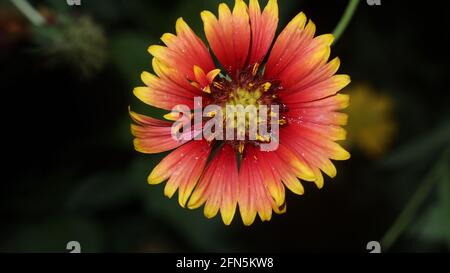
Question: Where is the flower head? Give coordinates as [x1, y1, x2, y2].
[0, 6, 28, 48]
[32, 14, 107, 78]
[345, 83, 396, 158]
[131, 0, 350, 225]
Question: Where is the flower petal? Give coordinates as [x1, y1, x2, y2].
[148, 18, 215, 81]
[284, 125, 350, 161]
[261, 148, 306, 195]
[281, 74, 351, 103]
[134, 58, 208, 110]
[264, 12, 316, 79]
[201, 0, 250, 77]
[187, 145, 239, 225]
[286, 94, 349, 127]
[278, 34, 334, 90]
[248, 0, 279, 66]
[239, 145, 286, 225]
[130, 110, 188, 154]
[280, 57, 342, 98]
[281, 126, 350, 182]
[148, 140, 212, 208]
[288, 93, 349, 111]
[254, 148, 285, 206]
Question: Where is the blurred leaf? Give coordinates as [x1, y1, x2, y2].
[110, 32, 169, 119]
[110, 31, 151, 86]
[44, 0, 71, 12]
[171, 0, 218, 37]
[106, 214, 179, 252]
[113, 117, 135, 148]
[144, 189, 236, 252]
[2, 217, 102, 252]
[67, 156, 237, 251]
[66, 157, 163, 212]
[381, 120, 450, 167]
[66, 171, 137, 211]
[32, 15, 107, 78]
[74, 0, 123, 23]
[411, 202, 450, 246]
[438, 150, 450, 244]
[409, 151, 450, 247]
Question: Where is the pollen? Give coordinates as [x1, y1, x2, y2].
[227, 87, 262, 107]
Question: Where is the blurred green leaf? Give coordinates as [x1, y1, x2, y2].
[110, 31, 170, 119]
[143, 188, 236, 252]
[66, 153, 168, 207]
[67, 156, 237, 251]
[66, 171, 137, 212]
[381, 120, 450, 167]
[409, 149, 450, 247]
[113, 117, 135, 148]
[44, 0, 71, 12]
[171, 0, 218, 37]
[411, 201, 450, 246]
[2, 217, 102, 252]
[31, 15, 107, 78]
[110, 31, 151, 86]
[438, 150, 450, 244]
[106, 214, 179, 252]
[66, 157, 157, 212]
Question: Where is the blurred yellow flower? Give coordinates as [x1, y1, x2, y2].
[345, 83, 396, 158]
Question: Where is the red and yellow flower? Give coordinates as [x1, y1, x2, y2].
[131, 0, 350, 225]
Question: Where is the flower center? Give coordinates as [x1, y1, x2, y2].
[205, 65, 288, 153]
[227, 87, 262, 107]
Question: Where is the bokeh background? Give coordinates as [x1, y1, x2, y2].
[1, 0, 449, 252]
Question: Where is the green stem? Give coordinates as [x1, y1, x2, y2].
[381, 146, 450, 251]
[10, 0, 46, 26]
[332, 0, 360, 44]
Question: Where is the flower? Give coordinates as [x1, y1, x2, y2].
[0, 6, 29, 48]
[32, 14, 107, 78]
[131, 0, 351, 225]
[345, 83, 396, 158]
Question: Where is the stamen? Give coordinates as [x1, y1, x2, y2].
[213, 82, 224, 90]
[239, 142, 245, 154]
[256, 134, 271, 143]
[252, 63, 260, 76]
[205, 110, 217, 117]
[279, 119, 287, 126]
[203, 85, 211, 94]
[262, 82, 272, 92]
